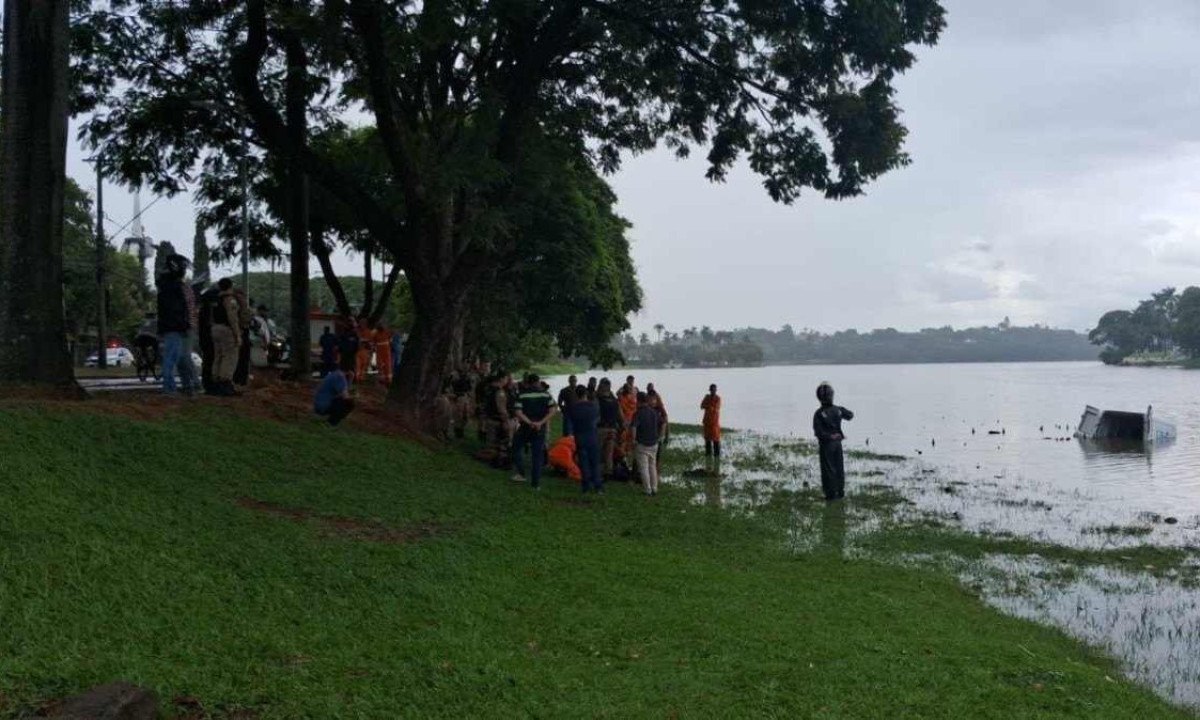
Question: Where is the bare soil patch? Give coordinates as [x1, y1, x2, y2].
[236, 496, 451, 544]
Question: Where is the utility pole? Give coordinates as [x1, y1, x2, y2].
[95, 156, 108, 369]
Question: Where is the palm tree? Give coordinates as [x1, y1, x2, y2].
[653, 323, 664, 343]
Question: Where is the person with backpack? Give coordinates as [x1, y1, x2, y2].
[155, 254, 198, 396]
[813, 382, 855, 501]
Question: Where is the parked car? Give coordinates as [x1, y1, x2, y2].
[84, 347, 135, 368]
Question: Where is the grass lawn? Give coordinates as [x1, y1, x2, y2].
[0, 398, 1190, 718]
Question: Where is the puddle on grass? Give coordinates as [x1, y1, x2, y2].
[963, 554, 1200, 710]
[663, 429, 1200, 712]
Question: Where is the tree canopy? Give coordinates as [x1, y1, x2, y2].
[76, 0, 946, 417]
[1089, 288, 1192, 364]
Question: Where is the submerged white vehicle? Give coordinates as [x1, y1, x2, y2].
[1074, 405, 1176, 443]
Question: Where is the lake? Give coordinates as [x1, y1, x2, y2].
[554, 361, 1200, 515]
[554, 361, 1200, 708]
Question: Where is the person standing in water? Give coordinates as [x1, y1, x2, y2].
[700, 384, 722, 458]
[813, 382, 854, 501]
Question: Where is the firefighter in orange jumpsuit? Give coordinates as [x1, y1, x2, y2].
[356, 320, 374, 381]
[618, 385, 638, 462]
[547, 435, 582, 482]
[701, 383, 722, 458]
[373, 324, 393, 385]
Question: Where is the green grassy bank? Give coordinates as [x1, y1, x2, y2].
[0, 402, 1188, 718]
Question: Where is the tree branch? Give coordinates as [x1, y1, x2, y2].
[231, 0, 405, 265]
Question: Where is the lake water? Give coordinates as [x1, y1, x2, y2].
[555, 361, 1200, 707]
[555, 362, 1200, 516]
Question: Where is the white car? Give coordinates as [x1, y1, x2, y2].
[84, 347, 135, 368]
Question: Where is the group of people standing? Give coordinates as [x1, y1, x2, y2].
[467, 370, 723, 497]
[317, 320, 401, 385]
[153, 253, 267, 397]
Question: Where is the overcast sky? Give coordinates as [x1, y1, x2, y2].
[66, 0, 1200, 335]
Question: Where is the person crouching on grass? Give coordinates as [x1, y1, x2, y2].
[314, 364, 355, 427]
[813, 382, 854, 501]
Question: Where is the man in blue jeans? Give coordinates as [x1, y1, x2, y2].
[511, 374, 558, 489]
[566, 385, 602, 494]
[314, 365, 355, 426]
[155, 254, 198, 396]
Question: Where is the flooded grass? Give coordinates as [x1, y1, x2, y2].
[663, 424, 1200, 712]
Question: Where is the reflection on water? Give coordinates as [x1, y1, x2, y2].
[820, 502, 848, 556]
[965, 555, 1200, 709]
[667, 428, 1200, 711]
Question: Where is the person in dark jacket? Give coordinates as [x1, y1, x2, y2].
[813, 382, 855, 501]
[155, 254, 198, 396]
[337, 318, 360, 373]
[557, 375, 579, 437]
[567, 385, 602, 494]
[595, 378, 623, 478]
[197, 285, 219, 394]
[632, 392, 662, 495]
[318, 326, 338, 377]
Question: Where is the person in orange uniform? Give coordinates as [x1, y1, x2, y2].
[547, 435, 582, 482]
[701, 383, 721, 458]
[356, 319, 374, 381]
[617, 384, 638, 464]
[373, 323, 393, 385]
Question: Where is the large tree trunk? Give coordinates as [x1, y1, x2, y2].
[284, 31, 311, 378]
[388, 278, 468, 422]
[0, 0, 76, 389]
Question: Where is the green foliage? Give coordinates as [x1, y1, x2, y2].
[60, 178, 150, 344]
[622, 323, 1096, 367]
[0, 403, 1188, 718]
[1089, 288, 1197, 364]
[72, 0, 948, 402]
[466, 149, 641, 370]
[1173, 287, 1200, 357]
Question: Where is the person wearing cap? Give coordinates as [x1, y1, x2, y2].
[813, 382, 855, 501]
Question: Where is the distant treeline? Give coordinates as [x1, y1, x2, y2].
[613, 320, 1098, 367]
[1089, 287, 1200, 365]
